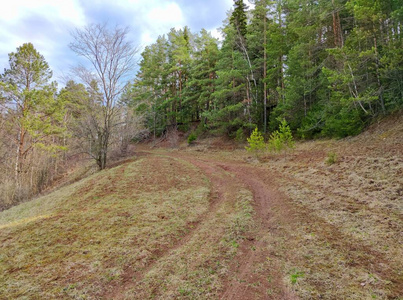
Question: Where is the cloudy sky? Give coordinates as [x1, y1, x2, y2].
[0, 0, 238, 85]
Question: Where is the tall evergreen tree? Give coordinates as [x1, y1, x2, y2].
[184, 29, 219, 126]
[0, 43, 65, 185]
[230, 0, 249, 38]
[208, 19, 251, 135]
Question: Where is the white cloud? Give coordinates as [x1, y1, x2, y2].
[140, 32, 154, 46]
[0, 0, 234, 84]
[116, 1, 186, 46]
[0, 0, 86, 78]
[210, 28, 223, 41]
[1, 0, 85, 26]
[81, 0, 186, 46]
[148, 2, 184, 24]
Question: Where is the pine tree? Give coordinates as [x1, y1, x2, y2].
[245, 127, 266, 156]
[0, 43, 66, 185]
[208, 20, 251, 135]
[246, 0, 268, 131]
[167, 27, 193, 126]
[184, 29, 219, 126]
[268, 118, 294, 153]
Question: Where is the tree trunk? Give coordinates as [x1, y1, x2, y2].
[15, 126, 25, 187]
[263, 11, 268, 134]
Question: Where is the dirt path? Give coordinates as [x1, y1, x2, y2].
[168, 150, 402, 299]
[167, 153, 298, 300]
[104, 147, 402, 299]
[216, 163, 297, 300]
[106, 153, 281, 299]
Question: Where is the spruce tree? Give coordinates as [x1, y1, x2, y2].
[230, 0, 249, 38]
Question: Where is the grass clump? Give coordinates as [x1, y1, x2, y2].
[290, 270, 305, 284]
[325, 151, 338, 165]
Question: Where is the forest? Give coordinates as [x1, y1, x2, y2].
[0, 0, 402, 208]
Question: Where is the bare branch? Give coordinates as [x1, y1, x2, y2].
[69, 23, 140, 170]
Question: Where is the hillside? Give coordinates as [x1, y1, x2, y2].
[0, 112, 402, 299]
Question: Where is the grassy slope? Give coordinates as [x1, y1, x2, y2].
[255, 111, 403, 299]
[0, 155, 254, 299]
[177, 111, 403, 299]
[1, 111, 401, 299]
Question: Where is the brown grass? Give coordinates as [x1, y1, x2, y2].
[1, 112, 402, 299]
[0, 154, 255, 299]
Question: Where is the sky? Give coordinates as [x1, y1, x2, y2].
[0, 0, 237, 86]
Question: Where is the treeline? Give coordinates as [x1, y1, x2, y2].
[128, 0, 403, 139]
[0, 25, 142, 209]
[1, 1, 402, 208]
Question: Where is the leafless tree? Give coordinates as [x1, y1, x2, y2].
[69, 23, 139, 169]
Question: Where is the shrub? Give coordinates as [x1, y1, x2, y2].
[187, 132, 197, 145]
[268, 118, 295, 154]
[326, 152, 338, 165]
[245, 128, 266, 156]
[235, 127, 245, 142]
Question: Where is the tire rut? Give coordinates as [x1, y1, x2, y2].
[107, 154, 243, 299]
[218, 160, 403, 298]
[177, 156, 297, 300]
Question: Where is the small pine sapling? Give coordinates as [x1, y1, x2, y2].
[245, 128, 266, 156]
[187, 132, 197, 145]
[268, 118, 295, 155]
[235, 127, 245, 143]
[268, 131, 283, 153]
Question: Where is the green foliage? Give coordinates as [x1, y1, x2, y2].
[322, 107, 365, 138]
[130, 0, 403, 141]
[235, 127, 245, 142]
[290, 270, 304, 284]
[0, 43, 67, 175]
[187, 133, 197, 145]
[245, 128, 266, 155]
[230, 0, 249, 37]
[268, 118, 295, 153]
[177, 124, 190, 133]
[326, 152, 338, 165]
[268, 131, 284, 153]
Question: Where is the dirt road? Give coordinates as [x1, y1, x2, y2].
[162, 146, 402, 299]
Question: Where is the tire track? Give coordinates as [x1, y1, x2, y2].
[176, 155, 297, 300]
[106, 154, 246, 299]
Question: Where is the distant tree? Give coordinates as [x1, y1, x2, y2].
[209, 18, 251, 135]
[131, 35, 169, 141]
[0, 43, 66, 186]
[185, 29, 219, 126]
[69, 23, 139, 169]
[230, 0, 249, 38]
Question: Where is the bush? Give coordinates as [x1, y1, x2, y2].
[326, 152, 338, 165]
[268, 118, 295, 153]
[187, 132, 197, 145]
[235, 127, 245, 142]
[245, 128, 266, 156]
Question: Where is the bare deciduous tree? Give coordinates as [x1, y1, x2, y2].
[69, 23, 139, 169]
